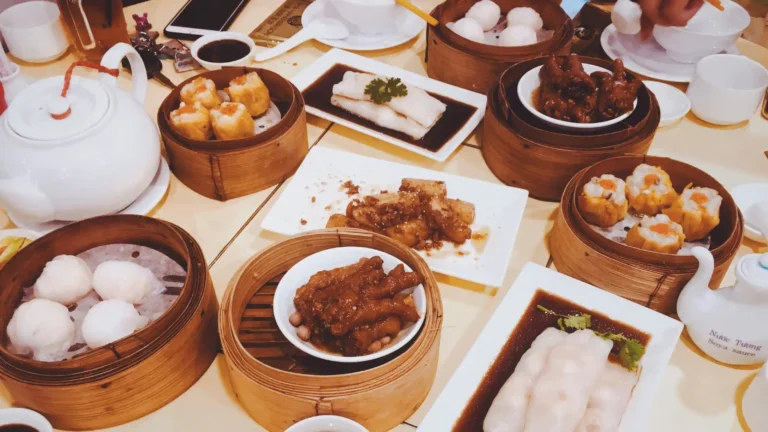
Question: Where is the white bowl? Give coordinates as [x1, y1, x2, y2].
[328, 0, 398, 36]
[0, 408, 54, 432]
[191, 31, 256, 70]
[0, 1, 69, 63]
[517, 64, 637, 131]
[731, 183, 768, 244]
[653, 1, 749, 64]
[285, 415, 369, 432]
[273, 246, 427, 363]
[642, 80, 690, 127]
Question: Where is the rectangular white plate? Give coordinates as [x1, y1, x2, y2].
[419, 262, 684, 432]
[260, 147, 529, 287]
[290, 48, 487, 162]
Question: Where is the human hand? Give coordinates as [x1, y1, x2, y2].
[636, 0, 705, 39]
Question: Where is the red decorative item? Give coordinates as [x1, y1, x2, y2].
[0, 81, 7, 116]
[52, 61, 119, 120]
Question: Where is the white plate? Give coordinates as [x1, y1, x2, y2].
[302, 0, 425, 51]
[418, 262, 684, 432]
[517, 64, 636, 130]
[285, 415, 369, 432]
[643, 80, 691, 127]
[291, 48, 487, 162]
[731, 182, 768, 244]
[601, 24, 739, 83]
[261, 147, 529, 287]
[273, 247, 426, 363]
[10, 158, 171, 234]
[0, 228, 41, 242]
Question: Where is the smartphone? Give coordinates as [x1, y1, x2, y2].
[164, 0, 249, 40]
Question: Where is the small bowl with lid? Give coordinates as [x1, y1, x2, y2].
[286, 415, 369, 432]
[191, 31, 257, 71]
[0, 408, 54, 432]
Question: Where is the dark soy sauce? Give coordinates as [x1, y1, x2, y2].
[0, 425, 38, 432]
[197, 39, 251, 63]
[452, 290, 651, 432]
[302, 63, 477, 152]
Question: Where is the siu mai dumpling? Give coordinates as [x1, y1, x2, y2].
[210, 102, 255, 140]
[170, 102, 211, 141]
[226, 72, 271, 117]
[625, 164, 677, 215]
[662, 186, 722, 241]
[625, 214, 685, 254]
[180, 77, 222, 109]
[578, 174, 628, 227]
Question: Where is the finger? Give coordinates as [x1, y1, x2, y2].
[660, 0, 704, 26]
[640, 15, 655, 40]
[637, 0, 664, 24]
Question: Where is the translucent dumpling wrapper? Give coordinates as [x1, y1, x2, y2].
[7, 298, 75, 362]
[499, 25, 538, 47]
[506, 7, 544, 31]
[33, 255, 93, 305]
[93, 260, 165, 305]
[450, 17, 486, 43]
[82, 299, 149, 349]
[466, 0, 502, 31]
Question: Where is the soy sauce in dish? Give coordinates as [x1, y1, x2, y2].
[452, 290, 650, 432]
[302, 63, 477, 153]
[197, 39, 251, 63]
[0, 425, 38, 432]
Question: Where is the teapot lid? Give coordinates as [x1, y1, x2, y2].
[6, 69, 111, 143]
[739, 253, 768, 288]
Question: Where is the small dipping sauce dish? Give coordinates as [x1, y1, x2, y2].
[0, 408, 53, 432]
[285, 415, 369, 432]
[191, 32, 257, 70]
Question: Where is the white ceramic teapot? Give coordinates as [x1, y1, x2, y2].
[0, 43, 160, 225]
[678, 246, 768, 365]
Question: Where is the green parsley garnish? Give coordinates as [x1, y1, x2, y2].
[364, 77, 408, 104]
[537, 305, 645, 372]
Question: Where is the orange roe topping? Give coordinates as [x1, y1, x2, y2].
[176, 104, 197, 115]
[650, 224, 671, 235]
[644, 173, 660, 187]
[232, 74, 248, 85]
[599, 178, 617, 190]
[220, 103, 239, 115]
[690, 192, 708, 205]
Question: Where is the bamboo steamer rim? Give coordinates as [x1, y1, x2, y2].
[159, 67, 298, 152]
[0, 215, 209, 382]
[220, 229, 442, 391]
[561, 156, 743, 266]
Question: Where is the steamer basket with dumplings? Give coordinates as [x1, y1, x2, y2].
[550, 155, 744, 315]
[219, 229, 442, 431]
[482, 56, 660, 202]
[0, 215, 219, 430]
[158, 67, 309, 201]
[426, 0, 574, 95]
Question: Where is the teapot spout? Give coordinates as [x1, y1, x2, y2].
[0, 178, 55, 224]
[677, 246, 717, 325]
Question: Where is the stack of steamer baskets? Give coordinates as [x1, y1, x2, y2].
[220, 229, 443, 431]
[0, 216, 219, 430]
[426, 0, 574, 95]
[551, 155, 744, 314]
[482, 55, 661, 202]
[158, 67, 309, 201]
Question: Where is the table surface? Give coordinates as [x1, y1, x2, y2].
[1, 0, 767, 431]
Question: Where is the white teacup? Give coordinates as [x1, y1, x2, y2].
[687, 54, 768, 125]
[0, 1, 69, 63]
[0, 408, 54, 432]
[328, 0, 398, 36]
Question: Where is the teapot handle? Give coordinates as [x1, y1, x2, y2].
[99, 43, 148, 104]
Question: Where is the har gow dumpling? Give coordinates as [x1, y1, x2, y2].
[34, 255, 93, 305]
[7, 298, 75, 362]
[499, 25, 537, 47]
[507, 6, 544, 32]
[465, 0, 501, 31]
[451, 17, 486, 44]
[82, 299, 149, 349]
[93, 260, 162, 305]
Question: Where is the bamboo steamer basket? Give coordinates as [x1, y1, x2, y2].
[425, 2, 574, 94]
[482, 82, 659, 202]
[497, 56, 655, 149]
[0, 215, 219, 430]
[158, 67, 309, 201]
[550, 156, 744, 314]
[220, 229, 442, 432]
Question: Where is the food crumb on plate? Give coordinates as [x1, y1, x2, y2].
[341, 180, 360, 196]
[311, 196, 316, 203]
[300, 219, 307, 226]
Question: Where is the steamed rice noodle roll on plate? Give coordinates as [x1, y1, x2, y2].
[578, 174, 628, 227]
[575, 362, 639, 432]
[626, 164, 677, 215]
[662, 186, 722, 241]
[626, 213, 686, 254]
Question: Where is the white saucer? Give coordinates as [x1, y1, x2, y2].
[10, 158, 171, 234]
[731, 182, 768, 244]
[601, 24, 740, 83]
[302, 0, 425, 51]
[643, 81, 690, 127]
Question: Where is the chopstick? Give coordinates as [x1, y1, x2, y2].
[395, 0, 439, 26]
[707, 0, 725, 11]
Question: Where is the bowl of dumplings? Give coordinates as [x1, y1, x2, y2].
[550, 155, 743, 314]
[0, 215, 219, 430]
